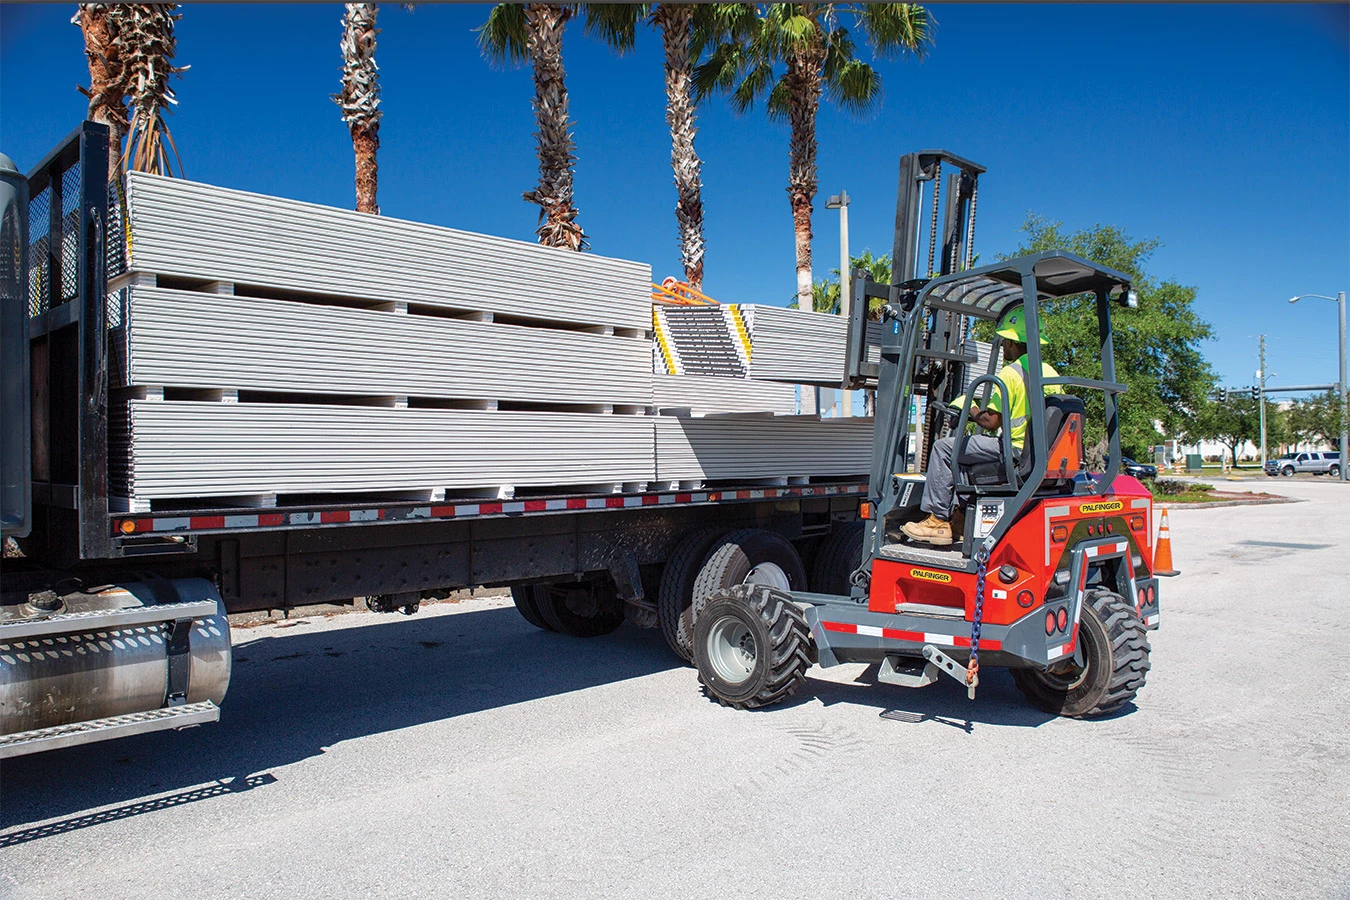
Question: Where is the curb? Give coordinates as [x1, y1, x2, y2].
[1157, 496, 1302, 510]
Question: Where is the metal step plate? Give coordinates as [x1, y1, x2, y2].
[0, 599, 220, 641]
[0, 701, 219, 760]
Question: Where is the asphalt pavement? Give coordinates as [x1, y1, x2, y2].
[2, 480, 1347, 899]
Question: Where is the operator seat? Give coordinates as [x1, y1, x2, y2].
[963, 394, 1086, 490]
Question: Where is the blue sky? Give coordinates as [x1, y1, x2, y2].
[3, 3, 1347, 390]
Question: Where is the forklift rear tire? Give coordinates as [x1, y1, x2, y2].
[511, 585, 555, 632]
[1012, 589, 1150, 717]
[810, 522, 865, 596]
[535, 581, 626, 638]
[693, 584, 812, 709]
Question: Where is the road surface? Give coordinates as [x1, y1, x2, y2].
[2, 480, 1347, 899]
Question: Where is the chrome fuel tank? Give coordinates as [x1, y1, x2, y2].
[0, 578, 231, 735]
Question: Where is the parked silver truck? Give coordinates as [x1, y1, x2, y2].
[1265, 451, 1342, 477]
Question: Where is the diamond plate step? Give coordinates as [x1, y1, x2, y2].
[0, 701, 220, 760]
[0, 599, 220, 641]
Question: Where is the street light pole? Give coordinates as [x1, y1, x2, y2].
[1289, 291, 1348, 482]
[826, 191, 850, 417]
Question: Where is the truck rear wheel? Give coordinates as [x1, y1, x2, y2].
[693, 584, 812, 709]
[686, 528, 807, 658]
[658, 527, 729, 662]
[510, 585, 555, 632]
[535, 580, 626, 638]
[810, 521, 865, 596]
[1012, 589, 1150, 717]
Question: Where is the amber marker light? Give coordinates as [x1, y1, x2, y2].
[120, 520, 136, 534]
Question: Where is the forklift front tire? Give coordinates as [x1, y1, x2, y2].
[693, 584, 812, 710]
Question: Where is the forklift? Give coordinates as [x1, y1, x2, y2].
[691, 152, 1158, 717]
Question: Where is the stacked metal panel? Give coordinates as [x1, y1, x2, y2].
[124, 173, 651, 332]
[655, 416, 874, 482]
[124, 403, 655, 499]
[116, 286, 652, 406]
[652, 373, 798, 416]
[114, 173, 877, 508]
[738, 305, 847, 385]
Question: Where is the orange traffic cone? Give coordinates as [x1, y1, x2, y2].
[1153, 508, 1180, 577]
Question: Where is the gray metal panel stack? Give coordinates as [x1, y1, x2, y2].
[125, 174, 651, 332]
[116, 286, 652, 406]
[653, 373, 798, 416]
[738, 304, 881, 386]
[124, 403, 654, 500]
[113, 174, 877, 510]
[656, 416, 874, 482]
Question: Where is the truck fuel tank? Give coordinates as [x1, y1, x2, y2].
[0, 578, 231, 736]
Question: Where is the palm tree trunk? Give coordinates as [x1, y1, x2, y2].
[522, 3, 586, 250]
[784, 45, 825, 309]
[653, 4, 704, 289]
[114, 3, 187, 177]
[73, 3, 127, 179]
[336, 3, 382, 214]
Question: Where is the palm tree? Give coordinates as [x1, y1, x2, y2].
[584, 4, 728, 288]
[333, 3, 383, 214]
[696, 3, 931, 309]
[114, 3, 188, 177]
[478, 4, 588, 251]
[73, 3, 128, 178]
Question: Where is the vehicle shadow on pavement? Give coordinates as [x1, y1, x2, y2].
[801, 664, 1067, 731]
[0, 605, 681, 835]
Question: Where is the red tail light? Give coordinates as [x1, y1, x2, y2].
[1044, 611, 1057, 635]
[1056, 608, 1069, 632]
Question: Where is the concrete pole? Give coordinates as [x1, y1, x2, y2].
[833, 191, 852, 418]
[1339, 291, 1347, 481]
[1259, 335, 1267, 470]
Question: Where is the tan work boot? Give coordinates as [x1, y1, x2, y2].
[902, 514, 953, 546]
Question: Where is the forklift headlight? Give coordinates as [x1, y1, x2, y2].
[1125, 289, 1139, 308]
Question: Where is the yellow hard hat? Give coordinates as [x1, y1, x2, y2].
[994, 305, 1048, 345]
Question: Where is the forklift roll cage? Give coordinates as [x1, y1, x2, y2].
[849, 249, 1136, 578]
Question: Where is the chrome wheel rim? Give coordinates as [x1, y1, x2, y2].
[743, 562, 791, 591]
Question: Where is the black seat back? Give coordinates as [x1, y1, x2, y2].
[963, 393, 1086, 489]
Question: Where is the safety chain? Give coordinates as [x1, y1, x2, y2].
[967, 543, 990, 700]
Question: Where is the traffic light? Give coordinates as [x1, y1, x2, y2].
[1218, 388, 1228, 403]
[1250, 386, 1260, 401]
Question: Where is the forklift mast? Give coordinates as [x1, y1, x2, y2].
[845, 150, 987, 472]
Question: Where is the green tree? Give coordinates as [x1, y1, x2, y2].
[1188, 396, 1285, 463]
[1286, 390, 1341, 446]
[1014, 216, 1217, 458]
[696, 3, 931, 309]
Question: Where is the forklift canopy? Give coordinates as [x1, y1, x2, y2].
[919, 251, 1134, 322]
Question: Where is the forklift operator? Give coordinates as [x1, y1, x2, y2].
[902, 305, 1058, 547]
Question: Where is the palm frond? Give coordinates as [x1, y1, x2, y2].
[824, 59, 880, 116]
[583, 3, 645, 53]
[854, 2, 931, 59]
[730, 61, 775, 115]
[113, 3, 188, 178]
[477, 3, 530, 65]
[765, 74, 791, 122]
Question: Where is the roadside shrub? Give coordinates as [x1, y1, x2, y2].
[1149, 478, 1213, 496]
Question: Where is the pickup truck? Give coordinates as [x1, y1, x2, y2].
[1265, 451, 1342, 477]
